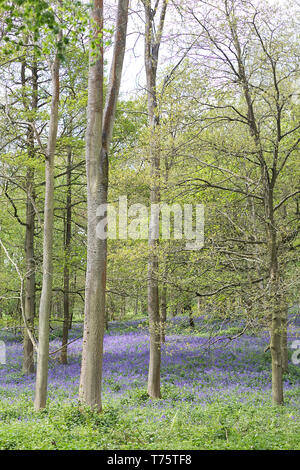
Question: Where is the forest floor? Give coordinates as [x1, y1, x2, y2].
[0, 315, 300, 450]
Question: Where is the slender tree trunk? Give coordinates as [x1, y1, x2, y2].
[79, 0, 105, 411]
[144, 0, 168, 400]
[23, 167, 36, 374]
[160, 285, 167, 343]
[22, 60, 38, 374]
[79, 0, 128, 411]
[105, 307, 109, 331]
[34, 52, 60, 411]
[281, 301, 289, 374]
[160, 157, 170, 344]
[61, 147, 72, 364]
[135, 294, 139, 316]
[267, 188, 284, 406]
[197, 297, 201, 315]
[147, 121, 161, 398]
[280, 199, 289, 375]
[121, 296, 126, 318]
[188, 305, 195, 328]
[68, 309, 73, 330]
[227, 10, 285, 405]
[270, 288, 283, 406]
[69, 272, 76, 329]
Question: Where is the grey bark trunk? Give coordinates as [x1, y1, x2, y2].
[61, 147, 72, 364]
[34, 52, 60, 410]
[144, 0, 167, 399]
[23, 167, 36, 374]
[21, 59, 37, 374]
[160, 285, 167, 343]
[227, 10, 284, 405]
[79, 0, 128, 411]
[281, 302, 289, 374]
[79, 0, 105, 411]
[266, 188, 284, 405]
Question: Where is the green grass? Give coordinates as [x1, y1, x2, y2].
[0, 389, 299, 450]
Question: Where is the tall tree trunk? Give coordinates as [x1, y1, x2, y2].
[281, 301, 289, 374]
[22, 61, 38, 374]
[226, 9, 284, 405]
[23, 167, 36, 374]
[34, 52, 60, 411]
[69, 271, 76, 329]
[280, 199, 289, 375]
[79, 0, 105, 411]
[270, 280, 283, 406]
[160, 285, 167, 343]
[61, 147, 72, 364]
[267, 188, 284, 406]
[160, 158, 170, 344]
[79, 0, 129, 411]
[143, 0, 167, 399]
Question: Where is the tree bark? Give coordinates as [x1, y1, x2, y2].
[160, 285, 167, 343]
[266, 188, 284, 405]
[79, 0, 105, 411]
[34, 51, 60, 411]
[188, 305, 195, 328]
[197, 297, 201, 315]
[23, 166, 36, 374]
[143, 0, 168, 399]
[61, 147, 72, 364]
[22, 60, 38, 374]
[281, 301, 289, 374]
[135, 294, 139, 317]
[225, 6, 284, 405]
[79, 0, 129, 411]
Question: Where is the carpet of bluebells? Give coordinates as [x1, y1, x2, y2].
[0, 315, 300, 449]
